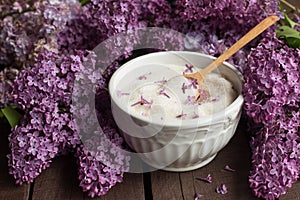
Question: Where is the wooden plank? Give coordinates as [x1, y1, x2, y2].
[32, 156, 84, 200]
[150, 122, 257, 200]
[188, 122, 257, 200]
[32, 155, 145, 200]
[283, 0, 300, 10]
[178, 121, 300, 200]
[101, 173, 145, 200]
[151, 171, 183, 200]
[0, 119, 31, 200]
[179, 171, 195, 199]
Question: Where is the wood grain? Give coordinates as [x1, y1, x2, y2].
[3, 119, 300, 200]
[32, 155, 145, 200]
[149, 122, 257, 200]
[151, 171, 183, 200]
[101, 173, 144, 200]
[189, 122, 257, 200]
[32, 156, 84, 200]
[178, 171, 195, 199]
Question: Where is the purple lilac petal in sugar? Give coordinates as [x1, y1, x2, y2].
[116, 90, 130, 97]
[181, 83, 188, 94]
[159, 88, 170, 98]
[188, 79, 198, 89]
[175, 111, 187, 119]
[131, 96, 153, 107]
[138, 72, 152, 80]
[154, 77, 168, 85]
[184, 64, 194, 73]
[184, 95, 195, 105]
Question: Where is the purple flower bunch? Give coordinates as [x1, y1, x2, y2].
[0, 68, 19, 107]
[57, 0, 172, 54]
[0, 0, 80, 68]
[4, 0, 173, 197]
[170, 0, 280, 72]
[56, 0, 178, 85]
[243, 32, 300, 200]
[173, 0, 279, 24]
[0, 0, 80, 106]
[8, 50, 129, 197]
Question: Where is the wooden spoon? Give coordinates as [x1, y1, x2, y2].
[184, 15, 279, 100]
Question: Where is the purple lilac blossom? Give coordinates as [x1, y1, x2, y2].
[224, 165, 236, 172]
[215, 183, 228, 194]
[8, 50, 129, 197]
[181, 82, 189, 94]
[131, 96, 153, 107]
[196, 174, 212, 183]
[176, 111, 187, 119]
[159, 88, 170, 98]
[57, 0, 172, 54]
[184, 95, 195, 105]
[0, 0, 80, 68]
[56, 0, 179, 83]
[194, 192, 204, 200]
[0, 68, 19, 107]
[0, 0, 80, 106]
[170, 0, 280, 72]
[243, 32, 300, 200]
[184, 64, 194, 73]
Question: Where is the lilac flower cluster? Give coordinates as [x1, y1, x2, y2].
[243, 32, 300, 200]
[0, 0, 80, 106]
[56, 0, 179, 84]
[8, 50, 81, 183]
[174, 0, 279, 24]
[170, 0, 280, 72]
[0, 0, 80, 68]
[57, 0, 172, 54]
[0, 68, 19, 107]
[8, 50, 129, 197]
[76, 89, 130, 196]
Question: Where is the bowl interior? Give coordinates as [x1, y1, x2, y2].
[109, 51, 243, 127]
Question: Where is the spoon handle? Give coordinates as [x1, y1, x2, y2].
[201, 15, 279, 75]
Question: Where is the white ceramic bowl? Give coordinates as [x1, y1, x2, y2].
[109, 51, 244, 172]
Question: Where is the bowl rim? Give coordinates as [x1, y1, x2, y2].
[108, 51, 244, 128]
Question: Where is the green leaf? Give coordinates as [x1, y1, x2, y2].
[286, 37, 300, 48]
[276, 25, 300, 48]
[277, 26, 300, 38]
[0, 110, 3, 118]
[80, 0, 90, 6]
[284, 13, 300, 29]
[1, 106, 23, 128]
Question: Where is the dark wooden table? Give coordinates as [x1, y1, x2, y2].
[2, 118, 300, 200]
